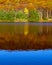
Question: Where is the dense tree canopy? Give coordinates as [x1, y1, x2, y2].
[0, 0, 52, 22]
[0, 0, 51, 7]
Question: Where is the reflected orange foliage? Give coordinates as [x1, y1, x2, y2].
[0, 32, 51, 50]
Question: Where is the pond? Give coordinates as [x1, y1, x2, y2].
[0, 50, 52, 65]
[0, 22, 52, 34]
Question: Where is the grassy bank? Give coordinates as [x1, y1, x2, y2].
[0, 33, 52, 50]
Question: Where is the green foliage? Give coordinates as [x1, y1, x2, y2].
[0, 10, 15, 22]
[28, 9, 40, 22]
[0, 10, 5, 20]
[16, 10, 28, 19]
[5, 10, 15, 21]
[0, 9, 40, 22]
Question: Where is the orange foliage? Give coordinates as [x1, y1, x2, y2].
[0, 0, 52, 10]
[27, 3, 35, 9]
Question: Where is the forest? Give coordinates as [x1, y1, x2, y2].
[0, 0, 52, 22]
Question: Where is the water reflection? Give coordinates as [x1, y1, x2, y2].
[0, 50, 52, 65]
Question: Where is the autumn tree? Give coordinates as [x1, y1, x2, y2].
[28, 9, 40, 22]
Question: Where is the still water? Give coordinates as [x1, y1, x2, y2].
[0, 50, 52, 65]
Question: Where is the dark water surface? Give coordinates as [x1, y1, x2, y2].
[0, 50, 52, 65]
[0, 22, 52, 34]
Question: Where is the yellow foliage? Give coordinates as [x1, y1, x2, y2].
[24, 8, 29, 14]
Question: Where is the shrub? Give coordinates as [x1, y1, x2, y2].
[28, 9, 40, 22]
[16, 10, 28, 21]
[0, 10, 15, 22]
[5, 10, 15, 22]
